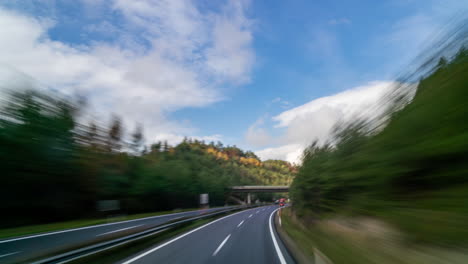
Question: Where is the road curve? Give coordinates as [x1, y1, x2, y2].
[118, 205, 294, 264]
[0, 206, 237, 264]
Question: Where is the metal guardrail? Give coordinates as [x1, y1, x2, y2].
[230, 186, 289, 192]
[32, 205, 259, 264]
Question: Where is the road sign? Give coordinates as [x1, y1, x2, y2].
[200, 193, 209, 205]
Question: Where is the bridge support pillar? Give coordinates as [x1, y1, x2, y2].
[247, 193, 251, 204]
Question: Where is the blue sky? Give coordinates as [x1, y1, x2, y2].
[0, 0, 466, 162]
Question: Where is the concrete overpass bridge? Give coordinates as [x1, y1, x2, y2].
[228, 185, 289, 204]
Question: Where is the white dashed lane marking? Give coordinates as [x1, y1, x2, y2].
[212, 234, 231, 256]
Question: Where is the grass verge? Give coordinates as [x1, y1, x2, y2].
[281, 207, 468, 264]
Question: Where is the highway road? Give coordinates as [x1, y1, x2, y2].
[118, 205, 294, 264]
[0, 206, 238, 264]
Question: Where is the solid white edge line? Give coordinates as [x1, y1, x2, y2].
[0, 206, 237, 243]
[96, 224, 143, 236]
[121, 208, 257, 264]
[0, 251, 20, 258]
[212, 234, 231, 256]
[237, 220, 244, 228]
[269, 208, 287, 264]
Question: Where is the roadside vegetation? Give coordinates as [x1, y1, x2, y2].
[288, 24, 468, 263]
[281, 207, 468, 264]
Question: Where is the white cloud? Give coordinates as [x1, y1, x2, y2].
[0, 0, 254, 144]
[255, 144, 303, 164]
[253, 81, 416, 163]
[270, 97, 291, 109]
[85, 21, 119, 35]
[274, 81, 395, 129]
[271, 97, 281, 103]
[205, 0, 254, 84]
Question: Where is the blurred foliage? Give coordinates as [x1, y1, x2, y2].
[290, 44, 468, 246]
[0, 90, 295, 228]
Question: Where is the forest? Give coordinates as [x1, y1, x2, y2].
[0, 92, 295, 228]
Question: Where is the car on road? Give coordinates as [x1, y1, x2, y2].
[279, 198, 286, 207]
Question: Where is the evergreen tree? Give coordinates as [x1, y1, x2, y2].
[108, 115, 123, 152]
[131, 123, 144, 154]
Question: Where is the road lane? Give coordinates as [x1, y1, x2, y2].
[0, 206, 238, 264]
[119, 205, 294, 264]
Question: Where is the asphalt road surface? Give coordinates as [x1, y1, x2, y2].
[118, 205, 294, 264]
[0, 206, 237, 263]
